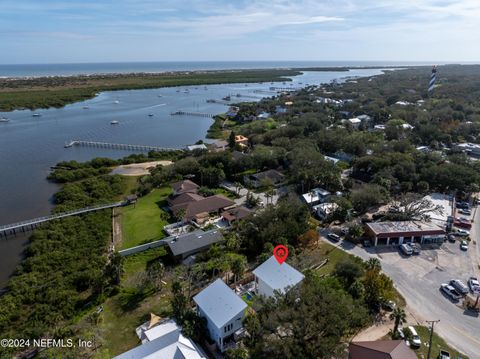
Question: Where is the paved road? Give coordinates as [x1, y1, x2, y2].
[319, 229, 480, 358]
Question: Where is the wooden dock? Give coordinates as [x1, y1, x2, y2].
[64, 140, 180, 152]
[170, 111, 214, 118]
[0, 201, 127, 238]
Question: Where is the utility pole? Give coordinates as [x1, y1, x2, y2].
[426, 319, 440, 359]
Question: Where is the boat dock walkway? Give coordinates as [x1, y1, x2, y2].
[170, 111, 214, 118]
[0, 201, 127, 237]
[64, 140, 180, 152]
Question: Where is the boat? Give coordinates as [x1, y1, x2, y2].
[82, 106, 89, 109]
[114, 100, 120, 104]
[0, 117, 10, 123]
[110, 120, 119, 125]
[32, 113, 41, 117]
[222, 96, 231, 101]
[183, 89, 189, 93]
[176, 89, 180, 92]
[148, 113, 154, 117]
[158, 94, 162, 97]
[204, 86, 208, 90]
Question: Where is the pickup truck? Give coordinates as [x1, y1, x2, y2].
[438, 350, 450, 359]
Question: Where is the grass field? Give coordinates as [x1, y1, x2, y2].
[121, 187, 172, 249]
[95, 288, 172, 358]
[412, 325, 469, 359]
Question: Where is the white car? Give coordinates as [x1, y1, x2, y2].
[460, 240, 469, 251]
[468, 277, 480, 293]
[456, 229, 470, 236]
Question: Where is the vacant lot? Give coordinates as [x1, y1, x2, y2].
[121, 187, 172, 249]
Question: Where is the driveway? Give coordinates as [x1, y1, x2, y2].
[220, 180, 280, 207]
[319, 229, 480, 357]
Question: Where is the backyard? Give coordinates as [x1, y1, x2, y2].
[120, 186, 172, 249]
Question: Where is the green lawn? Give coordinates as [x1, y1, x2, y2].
[213, 187, 238, 200]
[412, 325, 469, 359]
[123, 247, 168, 278]
[121, 187, 172, 249]
[95, 290, 172, 358]
[313, 242, 406, 307]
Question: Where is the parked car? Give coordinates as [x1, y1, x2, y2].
[410, 243, 421, 255]
[460, 240, 469, 251]
[407, 326, 421, 348]
[341, 227, 348, 235]
[456, 229, 469, 236]
[438, 349, 450, 359]
[381, 300, 396, 311]
[327, 233, 340, 242]
[449, 279, 469, 295]
[458, 208, 472, 215]
[447, 234, 456, 243]
[454, 218, 472, 229]
[440, 283, 462, 301]
[456, 202, 469, 209]
[363, 239, 371, 248]
[399, 243, 413, 256]
[468, 277, 480, 293]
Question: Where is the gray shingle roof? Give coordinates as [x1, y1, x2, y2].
[167, 230, 224, 257]
[193, 279, 247, 329]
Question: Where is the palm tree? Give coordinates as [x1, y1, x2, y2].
[366, 258, 382, 272]
[389, 307, 406, 337]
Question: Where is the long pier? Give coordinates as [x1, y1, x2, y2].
[170, 111, 214, 118]
[206, 99, 232, 105]
[0, 201, 127, 238]
[64, 140, 179, 152]
[269, 86, 302, 91]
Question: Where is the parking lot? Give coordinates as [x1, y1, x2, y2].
[320, 229, 480, 357]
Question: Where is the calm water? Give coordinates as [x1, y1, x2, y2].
[0, 68, 385, 287]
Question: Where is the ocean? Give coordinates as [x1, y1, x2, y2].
[0, 60, 434, 78]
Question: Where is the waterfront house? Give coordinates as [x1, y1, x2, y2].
[252, 256, 304, 298]
[186, 144, 208, 151]
[171, 180, 199, 196]
[193, 279, 247, 352]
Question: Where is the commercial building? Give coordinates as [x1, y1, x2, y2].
[364, 221, 446, 246]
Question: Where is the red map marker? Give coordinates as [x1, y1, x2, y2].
[273, 244, 288, 265]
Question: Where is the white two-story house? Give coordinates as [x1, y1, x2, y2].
[252, 256, 305, 298]
[193, 279, 247, 352]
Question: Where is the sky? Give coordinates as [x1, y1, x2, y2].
[0, 0, 479, 64]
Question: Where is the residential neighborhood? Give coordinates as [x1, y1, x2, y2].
[2, 61, 480, 359]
